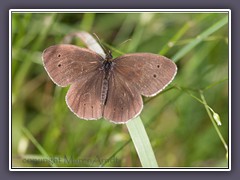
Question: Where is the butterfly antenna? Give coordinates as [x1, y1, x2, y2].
[119, 39, 132, 47]
[93, 33, 112, 60]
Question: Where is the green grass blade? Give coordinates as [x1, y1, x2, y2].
[80, 13, 95, 32]
[99, 140, 131, 167]
[12, 14, 57, 98]
[22, 127, 57, 167]
[159, 22, 191, 55]
[172, 16, 228, 62]
[199, 91, 228, 159]
[126, 117, 158, 167]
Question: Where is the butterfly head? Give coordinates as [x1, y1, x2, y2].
[105, 50, 113, 61]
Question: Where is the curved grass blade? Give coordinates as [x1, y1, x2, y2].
[172, 16, 228, 62]
[126, 117, 158, 167]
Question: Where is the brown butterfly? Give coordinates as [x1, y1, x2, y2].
[42, 44, 177, 123]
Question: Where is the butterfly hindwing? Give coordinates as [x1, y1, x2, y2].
[103, 71, 143, 123]
[66, 70, 105, 120]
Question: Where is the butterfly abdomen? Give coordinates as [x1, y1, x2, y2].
[101, 79, 109, 105]
[100, 60, 115, 105]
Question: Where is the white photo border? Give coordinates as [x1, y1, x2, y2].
[9, 9, 231, 171]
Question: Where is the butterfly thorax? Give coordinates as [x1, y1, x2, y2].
[103, 60, 113, 72]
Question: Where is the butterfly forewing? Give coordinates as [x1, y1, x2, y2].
[103, 72, 143, 123]
[113, 53, 177, 97]
[42, 44, 103, 87]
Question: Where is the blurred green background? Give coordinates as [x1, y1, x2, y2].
[11, 12, 229, 168]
